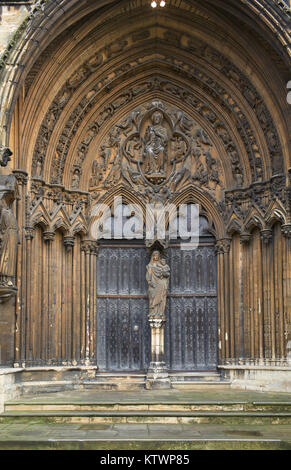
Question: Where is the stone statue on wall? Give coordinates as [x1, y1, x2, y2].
[143, 111, 168, 176]
[146, 250, 170, 316]
[0, 174, 19, 301]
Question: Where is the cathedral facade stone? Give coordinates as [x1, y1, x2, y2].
[0, 0, 290, 397]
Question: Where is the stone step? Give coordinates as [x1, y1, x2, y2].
[0, 437, 289, 450]
[15, 379, 231, 394]
[5, 400, 291, 413]
[1, 410, 291, 425]
[0, 422, 290, 450]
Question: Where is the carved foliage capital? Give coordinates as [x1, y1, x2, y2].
[281, 224, 291, 239]
[63, 235, 75, 251]
[148, 314, 166, 329]
[43, 231, 55, 242]
[12, 170, 28, 185]
[260, 229, 272, 244]
[25, 227, 35, 240]
[215, 238, 231, 254]
[81, 239, 99, 255]
[240, 232, 252, 244]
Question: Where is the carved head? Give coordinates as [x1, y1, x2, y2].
[151, 111, 163, 125]
[151, 250, 161, 262]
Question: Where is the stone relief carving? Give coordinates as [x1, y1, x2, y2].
[88, 100, 223, 202]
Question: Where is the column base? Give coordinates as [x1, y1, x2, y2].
[145, 362, 172, 390]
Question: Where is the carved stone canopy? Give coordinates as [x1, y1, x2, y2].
[89, 100, 224, 203]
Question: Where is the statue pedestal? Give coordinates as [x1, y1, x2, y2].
[145, 315, 172, 390]
[145, 361, 171, 389]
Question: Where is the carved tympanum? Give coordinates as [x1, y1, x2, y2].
[89, 100, 223, 202]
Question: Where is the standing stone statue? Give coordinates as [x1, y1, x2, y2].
[143, 111, 168, 175]
[0, 199, 19, 285]
[146, 250, 170, 315]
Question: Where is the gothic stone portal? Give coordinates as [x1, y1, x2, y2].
[96, 236, 217, 372]
[93, 100, 219, 372]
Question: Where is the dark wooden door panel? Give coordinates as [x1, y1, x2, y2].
[97, 242, 217, 372]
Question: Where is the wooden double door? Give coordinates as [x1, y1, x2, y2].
[96, 239, 217, 371]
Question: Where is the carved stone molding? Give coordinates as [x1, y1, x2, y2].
[30, 27, 284, 188]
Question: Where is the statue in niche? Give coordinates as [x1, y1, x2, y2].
[143, 111, 168, 175]
[71, 169, 81, 189]
[146, 250, 170, 316]
[0, 198, 19, 285]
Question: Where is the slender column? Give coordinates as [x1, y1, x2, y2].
[24, 228, 35, 362]
[215, 242, 224, 362]
[43, 231, 55, 362]
[145, 315, 171, 389]
[240, 233, 251, 358]
[261, 229, 272, 359]
[81, 240, 99, 365]
[215, 239, 231, 363]
[12, 170, 28, 364]
[282, 224, 291, 362]
[64, 236, 74, 363]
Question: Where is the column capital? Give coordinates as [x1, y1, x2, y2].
[281, 224, 291, 239]
[25, 226, 35, 240]
[12, 170, 28, 185]
[260, 228, 272, 244]
[43, 231, 55, 242]
[148, 314, 166, 329]
[215, 238, 231, 254]
[81, 239, 99, 255]
[240, 232, 251, 244]
[63, 235, 75, 251]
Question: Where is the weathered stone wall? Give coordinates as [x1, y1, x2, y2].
[0, 3, 31, 55]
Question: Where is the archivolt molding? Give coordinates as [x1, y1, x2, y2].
[29, 27, 285, 190]
[0, 0, 289, 150]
